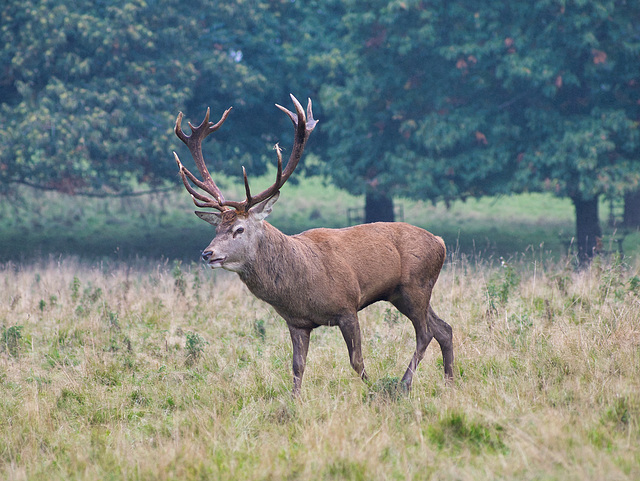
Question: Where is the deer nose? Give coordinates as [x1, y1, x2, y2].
[202, 250, 213, 262]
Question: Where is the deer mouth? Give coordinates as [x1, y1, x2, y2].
[208, 257, 226, 268]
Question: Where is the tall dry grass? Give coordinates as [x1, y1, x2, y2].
[0, 254, 639, 480]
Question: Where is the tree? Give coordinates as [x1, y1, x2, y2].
[181, 1, 317, 180]
[2, 0, 638, 257]
[316, 1, 525, 222]
[0, 0, 191, 193]
[316, 0, 640, 260]
[0, 0, 306, 195]
[624, 189, 640, 227]
[487, 1, 640, 260]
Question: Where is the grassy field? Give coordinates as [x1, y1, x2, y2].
[1, 175, 639, 479]
[1, 253, 639, 480]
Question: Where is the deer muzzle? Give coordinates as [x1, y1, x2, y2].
[202, 250, 225, 268]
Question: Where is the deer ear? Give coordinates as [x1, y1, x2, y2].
[195, 211, 223, 226]
[249, 192, 280, 221]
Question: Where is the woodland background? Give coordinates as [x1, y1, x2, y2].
[1, 0, 639, 263]
[2, 3, 640, 480]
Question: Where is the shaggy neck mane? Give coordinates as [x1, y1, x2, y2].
[237, 222, 309, 305]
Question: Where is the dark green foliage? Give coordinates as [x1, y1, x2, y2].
[486, 260, 521, 312]
[0, 0, 299, 194]
[1, 0, 639, 263]
[1, 0, 189, 192]
[1, 324, 23, 357]
[426, 411, 507, 454]
[185, 331, 206, 366]
[312, 1, 640, 257]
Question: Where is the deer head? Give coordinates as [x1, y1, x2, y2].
[173, 95, 317, 272]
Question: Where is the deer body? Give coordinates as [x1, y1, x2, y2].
[224, 220, 444, 320]
[173, 95, 454, 395]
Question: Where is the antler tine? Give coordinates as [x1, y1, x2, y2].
[174, 107, 233, 210]
[242, 166, 252, 206]
[276, 95, 317, 180]
[273, 143, 283, 190]
[174, 152, 225, 210]
[243, 95, 317, 209]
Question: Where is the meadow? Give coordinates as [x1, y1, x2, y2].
[1, 176, 639, 480]
[1, 251, 639, 480]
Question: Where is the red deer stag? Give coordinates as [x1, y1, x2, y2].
[173, 94, 453, 395]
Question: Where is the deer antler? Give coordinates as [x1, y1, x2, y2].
[173, 106, 232, 211]
[242, 94, 317, 209]
[173, 94, 317, 213]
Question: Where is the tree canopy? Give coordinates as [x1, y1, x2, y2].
[1, 0, 639, 259]
[0, 0, 300, 194]
[312, 0, 640, 258]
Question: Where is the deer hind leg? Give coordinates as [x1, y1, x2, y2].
[400, 316, 434, 390]
[391, 293, 433, 390]
[338, 314, 368, 382]
[392, 289, 453, 389]
[427, 305, 454, 381]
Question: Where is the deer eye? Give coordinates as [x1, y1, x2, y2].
[233, 227, 245, 238]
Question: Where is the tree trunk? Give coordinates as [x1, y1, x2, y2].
[365, 190, 394, 223]
[623, 188, 640, 228]
[571, 195, 601, 263]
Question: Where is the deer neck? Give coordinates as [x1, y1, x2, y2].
[237, 222, 303, 304]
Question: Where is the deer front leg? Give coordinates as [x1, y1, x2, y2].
[338, 315, 368, 382]
[288, 325, 311, 396]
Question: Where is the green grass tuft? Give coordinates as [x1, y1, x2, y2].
[426, 410, 507, 454]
